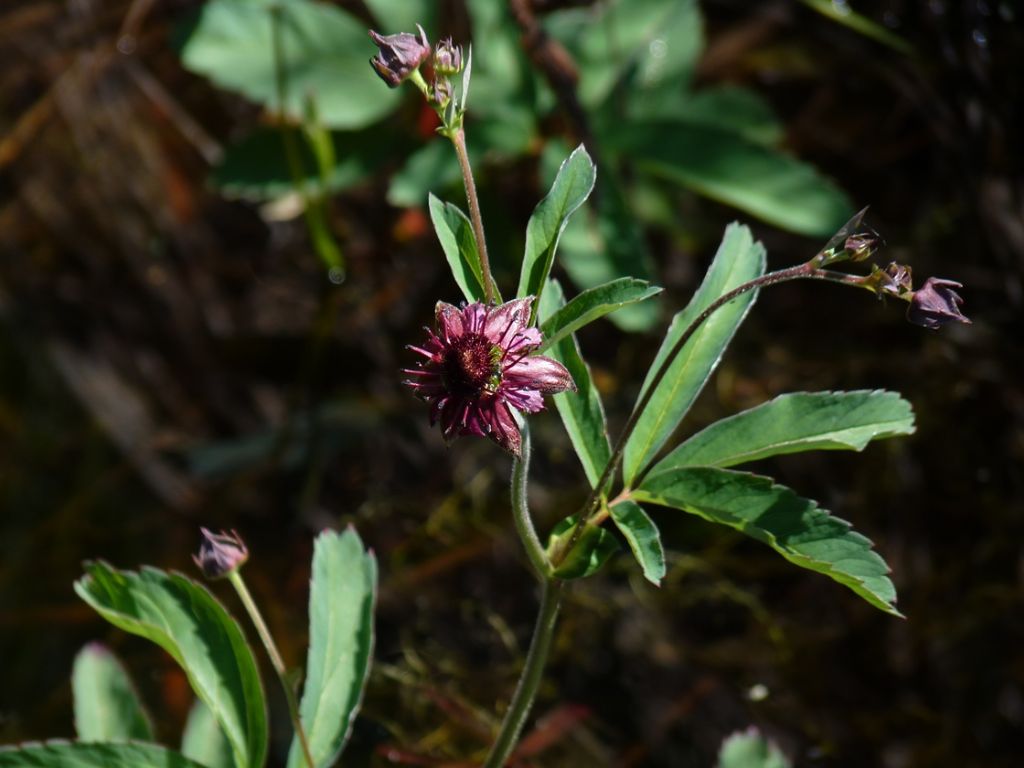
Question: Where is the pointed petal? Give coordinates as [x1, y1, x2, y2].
[483, 297, 534, 347]
[502, 386, 545, 414]
[435, 301, 464, 342]
[483, 399, 522, 456]
[504, 355, 576, 394]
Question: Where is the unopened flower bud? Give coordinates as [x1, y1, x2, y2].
[864, 262, 913, 299]
[433, 38, 463, 76]
[193, 528, 248, 580]
[844, 230, 882, 262]
[907, 277, 971, 329]
[368, 25, 430, 88]
[431, 77, 452, 107]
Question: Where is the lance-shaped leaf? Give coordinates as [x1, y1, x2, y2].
[0, 742, 211, 768]
[286, 528, 377, 768]
[72, 643, 153, 742]
[609, 500, 666, 585]
[539, 278, 663, 352]
[623, 224, 765, 486]
[182, 699, 234, 768]
[74, 564, 268, 768]
[633, 467, 901, 616]
[429, 194, 497, 304]
[538, 280, 611, 486]
[547, 515, 620, 580]
[517, 145, 596, 314]
[652, 390, 916, 472]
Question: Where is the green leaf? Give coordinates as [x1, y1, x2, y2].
[633, 467, 901, 616]
[177, 0, 400, 130]
[362, 0, 437, 35]
[428, 194, 499, 304]
[546, 515, 620, 580]
[287, 528, 377, 768]
[0, 742, 211, 768]
[799, 0, 912, 54]
[538, 278, 662, 352]
[653, 390, 916, 471]
[516, 145, 596, 313]
[182, 699, 234, 768]
[623, 223, 765, 486]
[629, 86, 784, 146]
[74, 564, 268, 768]
[609, 500, 666, 585]
[717, 729, 792, 768]
[608, 121, 853, 236]
[537, 280, 612, 487]
[387, 139, 460, 208]
[72, 643, 153, 742]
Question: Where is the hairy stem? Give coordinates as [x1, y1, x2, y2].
[228, 571, 316, 768]
[451, 127, 495, 304]
[482, 578, 564, 768]
[512, 423, 554, 580]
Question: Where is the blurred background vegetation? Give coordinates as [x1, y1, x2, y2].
[1, 0, 1021, 765]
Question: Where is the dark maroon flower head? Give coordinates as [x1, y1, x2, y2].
[403, 298, 576, 456]
[906, 277, 971, 329]
[193, 528, 248, 580]
[368, 25, 430, 87]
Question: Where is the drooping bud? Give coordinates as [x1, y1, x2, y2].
[906, 277, 971, 329]
[368, 25, 431, 88]
[433, 38, 463, 76]
[193, 528, 249, 580]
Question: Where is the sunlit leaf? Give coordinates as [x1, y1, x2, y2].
[74, 564, 268, 768]
[182, 699, 234, 768]
[287, 528, 377, 768]
[177, 0, 400, 129]
[623, 223, 765, 486]
[609, 500, 665, 585]
[547, 515, 620, 580]
[429, 194, 493, 304]
[538, 280, 612, 487]
[72, 643, 153, 742]
[717, 728, 792, 768]
[539, 278, 662, 352]
[0, 742, 209, 768]
[653, 390, 915, 471]
[633, 468, 901, 615]
[517, 145, 596, 314]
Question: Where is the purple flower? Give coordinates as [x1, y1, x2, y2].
[193, 528, 248, 580]
[368, 25, 431, 88]
[906, 277, 972, 329]
[403, 298, 576, 456]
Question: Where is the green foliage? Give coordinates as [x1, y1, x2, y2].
[177, 0, 400, 130]
[517, 145, 596, 316]
[633, 468, 901, 615]
[537, 280, 611, 487]
[653, 390, 916, 471]
[623, 223, 766, 486]
[799, 0, 912, 53]
[74, 563, 268, 768]
[71, 644, 153, 742]
[429, 194, 492, 304]
[547, 515, 620, 579]
[538, 278, 662, 352]
[717, 729, 792, 768]
[609, 500, 666, 585]
[181, 700, 234, 768]
[0, 742, 210, 768]
[287, 529, 377, 768]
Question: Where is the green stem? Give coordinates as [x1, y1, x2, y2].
[450, 127, 495, 304]
[511, 423, 554, 580]
[551, 261, 867, 567]
[482, 578, 564, 768]
[228, 571, 316, 768]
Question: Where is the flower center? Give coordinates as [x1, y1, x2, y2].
[442, 333, 501, 395]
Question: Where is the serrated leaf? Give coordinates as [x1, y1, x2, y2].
[624, 223, 765, 486]
[547, 515, 620, 580]
[517, 145, 596, 313]
[182, 699, 234, 768]
[653, 390, 915, 472]
[177, 0, 400, 130]
[537, 280, 612, 486]
[633, 467, 901, 615]
[609, 121, 852, 236]
[286, 528, 377, 768]
[538, 278, 662, 352]
[429, 194, 500, 304]
[74, 564, 268, 768]
[72, 643, 153, 742]
[717, 728, 791, 768]
[0, 742, 210, 768]
[609, 500, 665, 585]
